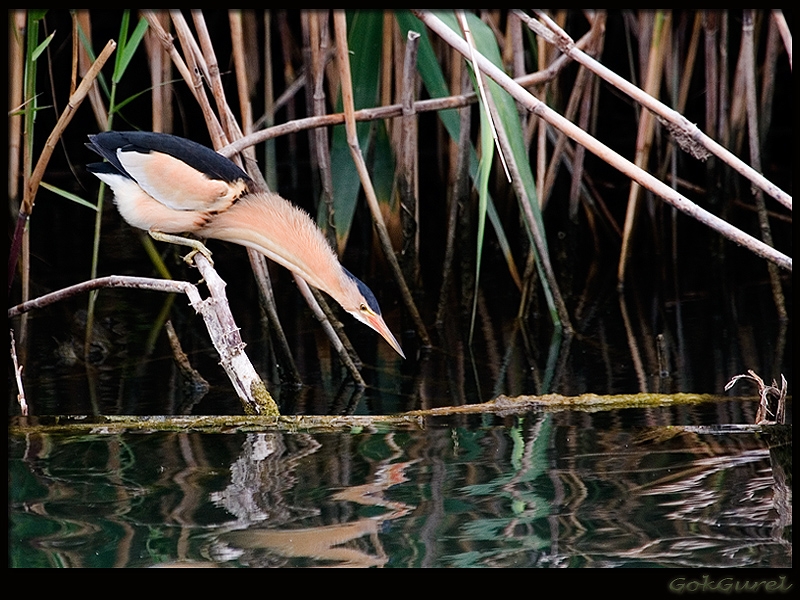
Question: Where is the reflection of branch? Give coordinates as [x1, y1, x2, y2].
[8, 256, 279, 416]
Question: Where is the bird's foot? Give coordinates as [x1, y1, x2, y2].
[148, 230, 214, 266]
[182, 246, 214, 267]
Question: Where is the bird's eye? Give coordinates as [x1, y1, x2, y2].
[359, 303, 368, 312]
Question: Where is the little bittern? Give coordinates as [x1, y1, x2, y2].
[87, 131, 404, 358]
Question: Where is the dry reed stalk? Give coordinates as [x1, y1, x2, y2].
[8, 12, 25, 206]
[759, 16, 781, 152]
[771, 10, 792, 70]
[261, 12, 279, 192]
[535, 32, 547, 201]
[398, 30, 421, 284]
[229, 11, 253, 135]
[277, 10, 300, 189]
[74, 11, 109, 129]
[190, 11, 241, 147]
[618, 11, 671, 285]
[742, 11, 787, 324]
[677, 13, 702, 120]
[143, 12, 215, 132]
[447, 44, 464, 189]
[306, 11, 336, 246]
[143, 11, 172, 132]
[716, 13, 730, 147]
[540, 63, 592, 209]
[333, 10, 430, 349]
[569, 66, 596, 221]
[618, 292, 648, 393]
[381, 12, 394, 131]
[520, 10, 792, 212]
[416, 11, 791, 272]
[436, 68, 472, 328]
[486, 86, 573, 335]
[145, 27, 163, 131]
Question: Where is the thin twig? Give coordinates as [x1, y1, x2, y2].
[164, 320, 209, 413]
[221, 60, 583, 160]
[9, 275, 197, 319]
[10, 329, 28, 416]
[8, 265, 278, 416]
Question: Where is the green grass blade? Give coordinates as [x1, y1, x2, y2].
[113, 13, 148, 84]
[396, 10, 523, 296]
[320, 10, 391, 253]
[31, 31, 55, 61]
[469, 106, 494, 344]
[439, 11, 559, 326]
[40, 182, 99, 211]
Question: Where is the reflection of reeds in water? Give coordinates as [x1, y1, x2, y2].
[520, 413, 790, 568]
[11, 407, 789, 567]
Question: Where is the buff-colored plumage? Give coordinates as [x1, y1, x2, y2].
[86, 131, 404, 358]
[202, 192, 353, 308]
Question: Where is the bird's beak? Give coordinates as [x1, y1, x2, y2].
[362, 312, 406, 359]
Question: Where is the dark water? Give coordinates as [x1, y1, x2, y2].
[9, 404, 791, 568]
[9, 241, 792, 416]
[9, 226, 792, 569]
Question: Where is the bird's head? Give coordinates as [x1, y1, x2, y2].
[340, 268, 405, 359]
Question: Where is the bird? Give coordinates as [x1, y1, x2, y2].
[86, 130, 405, 359]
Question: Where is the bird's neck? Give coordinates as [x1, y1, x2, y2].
[202, 192, 351, 302]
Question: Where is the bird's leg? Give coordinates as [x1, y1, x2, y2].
[148, 230, 214, 266]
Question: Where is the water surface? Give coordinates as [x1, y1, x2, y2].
[10, 402, 791, 568]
